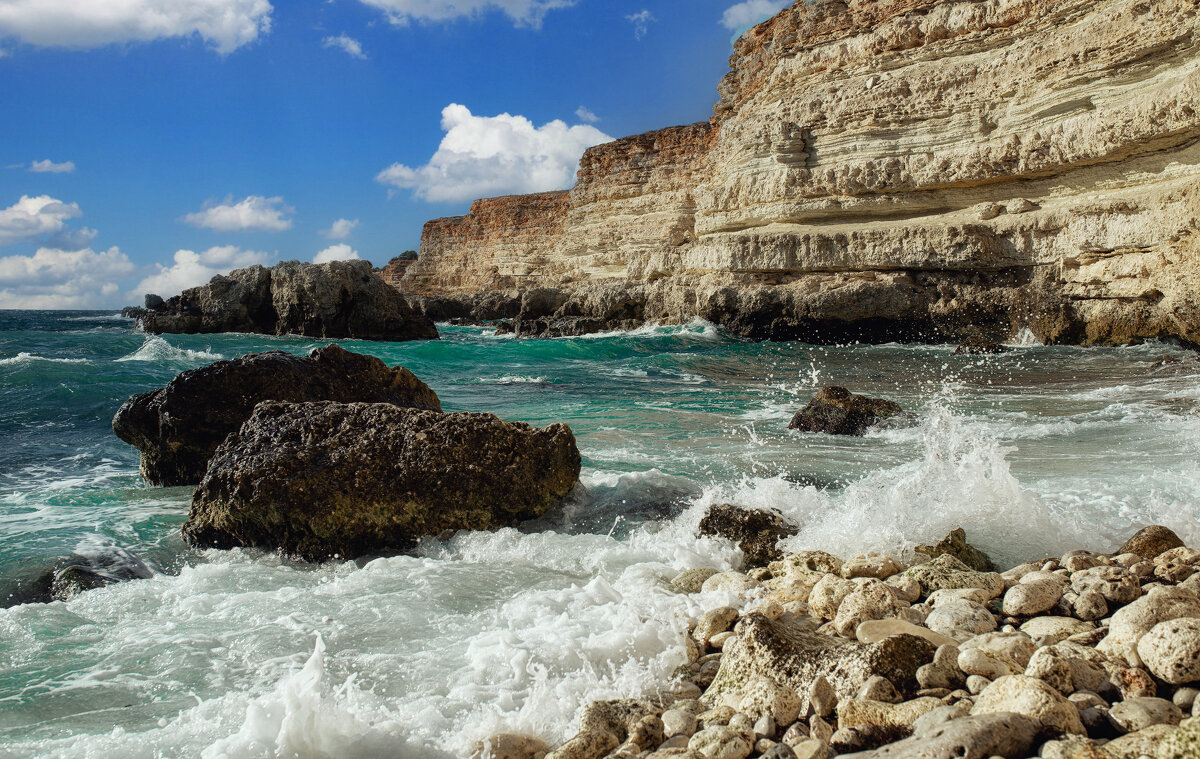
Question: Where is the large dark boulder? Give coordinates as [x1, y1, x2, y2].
[182, 402, 582, 561]
[698, 504, 798, 568]
[789, 386, 902, 436]
[113, 344, 441, 486]
[136, 259, 438, 341]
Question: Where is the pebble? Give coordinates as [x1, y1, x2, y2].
[1107, 697, 1184, 733]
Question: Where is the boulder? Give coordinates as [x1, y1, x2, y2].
[698, 505, 798, 568]
[1137, 618, 1200, 684]
[1002, 577, 1064, 617]
[1116, 526, 1185, 560]
[702, 613, 936, 714]
[904, 555, 1005, 598]
[1097, 586, 1200, 667]
[915, 529, 997, 573]
[136, 260, 438, 341]
[1107, 697, 1183, 733]
[788, 387, 902, 436]
[834, 713, 1040, 759]
[113, 345, 442, 486]
[183, 402, 581, 560]
[971, 675, 1085, 735]
[924, 598, 998, 641]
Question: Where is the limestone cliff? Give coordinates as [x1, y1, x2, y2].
[402, 0, 1200, 344]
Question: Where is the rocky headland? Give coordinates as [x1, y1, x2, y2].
[489, 522, 1200, 759]
[129, 259, 438, 341]
[401, 0, 1200, 345]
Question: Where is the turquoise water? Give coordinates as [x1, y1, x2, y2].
[1, 311, 1199, 757]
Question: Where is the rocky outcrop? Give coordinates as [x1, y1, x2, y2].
[402, 0, 1200, 345]
[699, 504, 799, 568]
[789, 387, 902, 436]
[182, 402, 581, 560]
[112, 345, 442, 486]
[136, 259, 438, 341]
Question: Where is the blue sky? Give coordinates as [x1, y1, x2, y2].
[0, 0, 791, 308]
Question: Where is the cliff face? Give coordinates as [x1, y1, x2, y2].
[403, 0, 1200, 344]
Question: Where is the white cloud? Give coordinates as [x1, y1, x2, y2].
[376, 103, 612, 203]
[0, 245, 134, 308]
[183, 195, 293, 232]
[0, 0, 273, 55]
[323, 33, 365, 59]
[321, 217, 359, 239]
[575, 106, 598, 123]
[721, 0, 789, 31]
[0, 195, 82, 246]
[133, 245, 271, 298]
[29, 159, 75, 174]
[358, 0, 574, 28]
[314, 243, 360, 264]
[626, 9, 654, 40]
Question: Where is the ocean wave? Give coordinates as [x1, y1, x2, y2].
[115, 335, 223, 364]
[474, 375, 550, 385]
[0, 353, 89, 366]
[574, 318, 725, 342]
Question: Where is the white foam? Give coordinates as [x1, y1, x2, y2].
[475, 375, 549, 385]
[0, 353, 89, 366]
[115, 335, 223, 363]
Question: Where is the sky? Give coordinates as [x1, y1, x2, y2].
[0, 0, 792, 309]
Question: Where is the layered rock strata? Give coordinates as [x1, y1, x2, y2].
[135, 260, 438, 341]
[405, 0, 1200, 345]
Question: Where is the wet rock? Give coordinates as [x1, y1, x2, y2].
[787, 387, 901, 437]
[771, 552, 844, 577]
[1117, 525, 1185, 560]
[137, 260, 438, 341]
[1003, 577, 1064, 616]
[855, 619, 956, 649]
[914, 529, 997, 573]
[699, 505, 798, 568]
[183, 403, 581, 561]
[1153, 716, 1200, 759]
[970, 674, 1086, 735]
[113, 344, 442, 486]
[696, 607, 740, 646]
[703, 614, 936, 715]
[702, 572, 760, 595]
[1137, 618, 1200, 684]
[834, 712, 1039, 759]
[578, 700, 662, 744]
[1107, 697, 1183, 733]
[1096, 586, 1200, 667]
[924, 598, 998, 641]
[545, 730, 619, 759]
[672, 568, 720, 594]
[904, 555, 1005, 598]
[473, 734, 550, 759]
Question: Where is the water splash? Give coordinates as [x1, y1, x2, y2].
[115, 336, 223, 364]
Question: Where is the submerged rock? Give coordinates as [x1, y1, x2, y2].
[698, 504, 798, 568]
[183, 402, 581, 561]
[136, 259, 438, 341]
[788, 387, 902, 436]
[113, 344, 441, 486]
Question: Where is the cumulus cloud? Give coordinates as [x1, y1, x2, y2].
[314, 243, 360, 264]
[0, 245, 134, 308]
[376, 103, 612, 203]
[323, 34, 365, 59]
[575, 106, 599, 123]
[358, 0, 574, 28]
[721, 0, 790, 31]
[133, 245, 271, 298]
[0, 195, 82, 246]
[0, 0, 273, 55]
[321, 218, 359, 239]
[626, 9, 654, 39]
[30, 159, 75, 174]
[183, 195, 293, 232]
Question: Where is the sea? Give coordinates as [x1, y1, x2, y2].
[1, 309, 1198, 758]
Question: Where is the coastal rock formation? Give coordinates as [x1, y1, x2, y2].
[403, 0, 1200, 345]
[699, 504, 799, 568]
[183, 402, 581, 560]
[135, 259, 438, 341]
[789, 387, 903, 436]
[112, 345, 441, 486]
